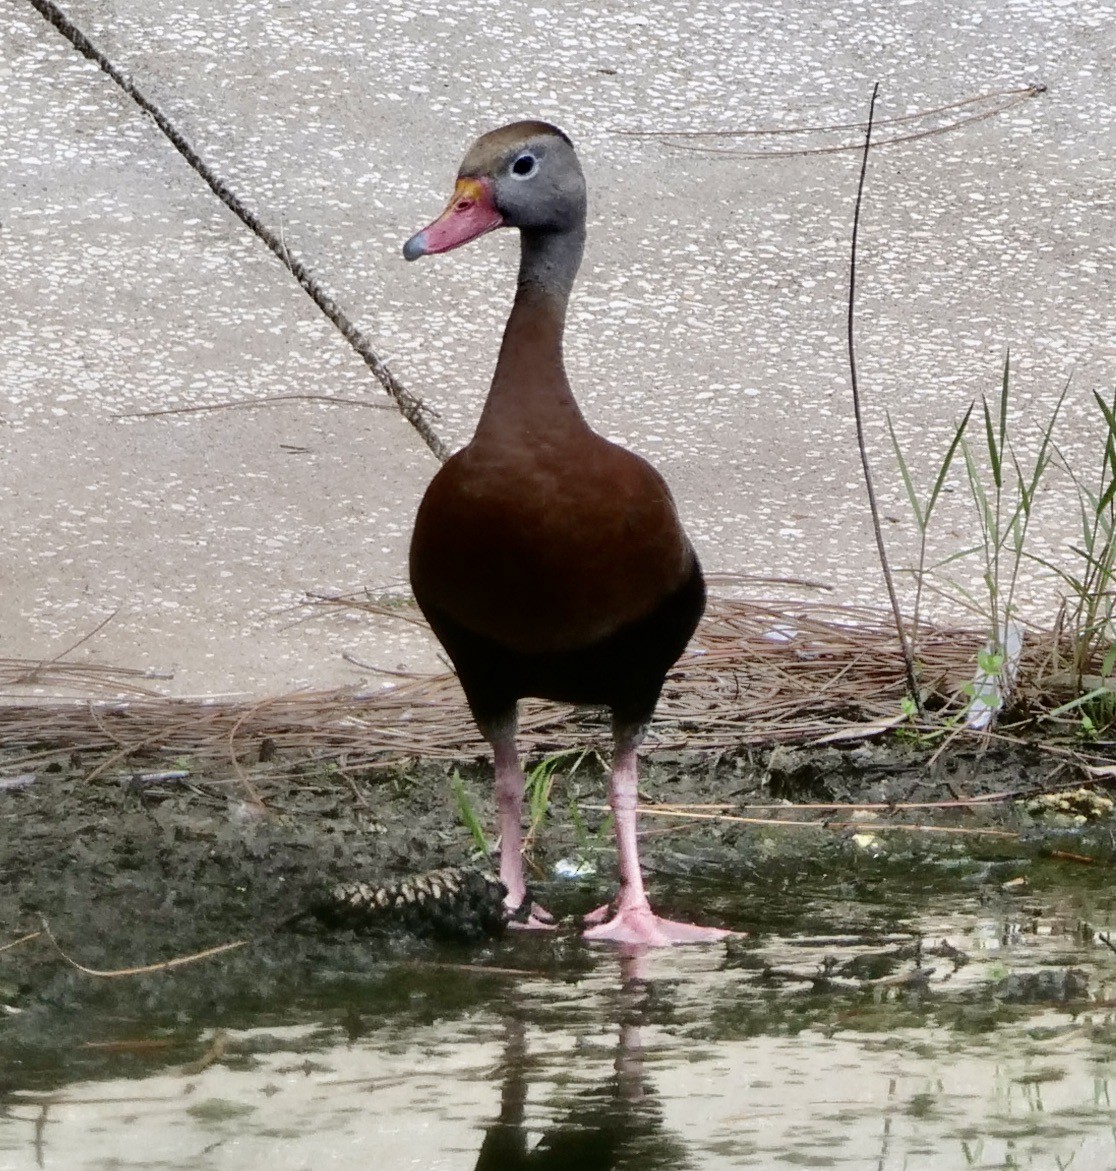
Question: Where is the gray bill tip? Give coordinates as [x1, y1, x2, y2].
[402, 232, 427, 261]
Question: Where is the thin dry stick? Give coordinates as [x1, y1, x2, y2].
[927, 723, 968, 769]
[401, 960, 545, 979]
[225, 698, 272, 806]
[86, 698, 135, 750]
[654, 104, 1021, 158]
[334, 764, 372, 809]
[38, 916, 249, 978]
[639, 86, 1045, 160]
[180, 1032, 229, 1076]
[847, 84, 922, 713]
[1049, 850, 1096, 865]
[82, 739, 157, 785]
[26, 0, 448, 463]
[82, 1038, 176, 1052]
[617, 84, 1041, 140]
[0, 931, 42, 955]
[114, 394, 394, 420]
[704, 572, 834, 590]
[13, 610, 122, 688]
[590, 806, 1021, 839]
[647, 790, 1024, 812]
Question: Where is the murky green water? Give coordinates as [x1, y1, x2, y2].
[3, 847, 1116, 1169]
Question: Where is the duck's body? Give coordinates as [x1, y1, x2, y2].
[404, 121, 729, 945]
[411, 291, 703, 720]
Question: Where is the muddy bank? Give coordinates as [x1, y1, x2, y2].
[2, 737, 1114, 1092]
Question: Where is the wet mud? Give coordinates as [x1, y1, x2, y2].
[1, 737, 1114, 1100]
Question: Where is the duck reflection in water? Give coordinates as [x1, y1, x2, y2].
[473, 951, 691, 1171]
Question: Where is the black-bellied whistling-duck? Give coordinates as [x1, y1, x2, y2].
[403, 121, 730, 946]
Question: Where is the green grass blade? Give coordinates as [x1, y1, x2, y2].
[998, 350, 1011, 469]
[961, 440, 993, 535]
[1093, 388, 1116, 437]
[1027, 550, 1086, 594]
[925, 402, 975, 518]
[932, 544, 984, 569]
[981, 396, 1002, 490]
[450, 769, 491, 855]
[1098, 473, 1116, 515]
[928, 549, 982, 578]
[1044, 686, 1112, 720]
[886, 411, 925, 529]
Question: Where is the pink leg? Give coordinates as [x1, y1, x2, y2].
[489, 722, 555, 931]
[582, 731, 734, 946]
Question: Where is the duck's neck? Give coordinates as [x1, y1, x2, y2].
[517, 222, 585, 302]
[473, 225, 589, 444]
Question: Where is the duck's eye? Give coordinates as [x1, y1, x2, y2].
[510, 152, 539, 179]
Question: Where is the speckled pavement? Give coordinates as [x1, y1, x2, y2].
[3, 0, 1115, 698]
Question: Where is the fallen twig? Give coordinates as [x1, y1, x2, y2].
[651, 791, 1027, 812]
[0, 931, 42, 955]
[38, 916, 249, 977]
[585, 806, 1022, 839]
[622, 84, 1045, 159]
[180, 1031, 229, 1076]
[114, 394, 394, 419]
[401, 960, 546, 979]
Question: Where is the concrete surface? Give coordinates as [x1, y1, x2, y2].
[2, 0, 1115, 697]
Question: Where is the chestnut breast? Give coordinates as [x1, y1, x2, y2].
[410, 428, 694, 656]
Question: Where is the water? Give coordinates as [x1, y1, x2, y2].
[3, 850, 1115, 1170]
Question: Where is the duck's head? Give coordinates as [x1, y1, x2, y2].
[403, 121, 586, 261]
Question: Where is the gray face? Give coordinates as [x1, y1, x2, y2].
[459, 122, 587, 235]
